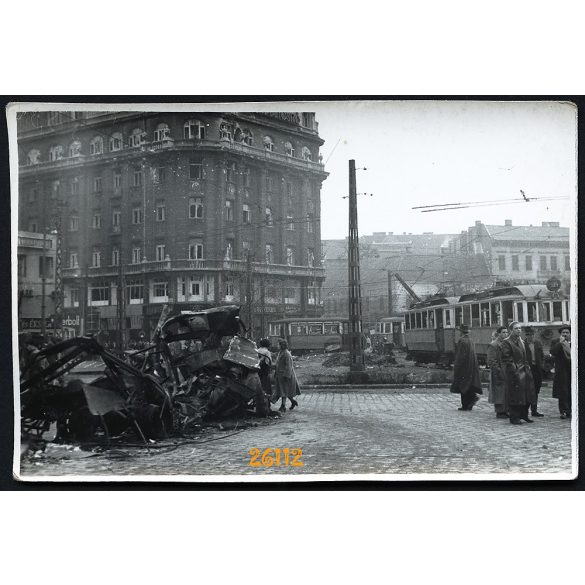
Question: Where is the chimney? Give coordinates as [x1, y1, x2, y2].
[475, 220, 482, 227]
[505, 219, 512, 226]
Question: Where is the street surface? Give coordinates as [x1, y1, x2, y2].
[20, 385, 573, 479]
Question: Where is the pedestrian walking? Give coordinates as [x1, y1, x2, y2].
[257, 338, 273, 398]
[272, 339, 300, 413]
[487, 326, 508, 418]
[500, 321, 536, 425]
[450, 324, 482, 411]
[550, 325, 571, 419]
[523, 326, 545, 417]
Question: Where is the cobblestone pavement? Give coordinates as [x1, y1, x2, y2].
[20, 386, 574, 479]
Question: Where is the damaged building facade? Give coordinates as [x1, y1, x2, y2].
[17, 111, 328, 341]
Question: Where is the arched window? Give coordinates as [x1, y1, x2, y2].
[110, 132, 123, 152]
[27, 149, 41, 165]
[68, 140, 82, 157]
[263, 135, 274, 152]
[184, 119, 205, 140]
[241, 128, 253, 146]
[89, 136, 103, 155]
[129, 128, 145, 147]
[153, 123, 171, 142]
[284, 142, 295, 157]
[301, 146, 312, 161]
[49, 145, 64, 161]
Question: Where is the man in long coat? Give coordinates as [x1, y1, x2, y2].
[487, 326, 508, 418]
[523, 326, 545, 417]
[550, 325, 571, 418]
[500, 321, 537, 425]
[450, 324, 482, 410]
[272, 339, 300, 413]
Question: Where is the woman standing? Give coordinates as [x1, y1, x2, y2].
[272, 339, 300, 413]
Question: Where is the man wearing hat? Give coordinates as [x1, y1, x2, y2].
[550, 325, 571, 418]
[487, 326, 509, 418]
[523, 326, 545, 417]
[500, 321, 537, 424]
[450, 324, 482, 411]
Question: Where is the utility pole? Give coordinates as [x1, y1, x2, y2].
[53, 213, 64, 338]
[387, 271, 393, 316]
[347, 160, 365, 374]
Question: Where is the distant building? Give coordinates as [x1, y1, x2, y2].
[17, 111, 328, 341]
[452, 219, 570, 293]
[17, 231, 57, 333]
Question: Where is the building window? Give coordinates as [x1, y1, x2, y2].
[263, 135, 274, 152]
[27, 149, 41, 165]
[132, 247, 142, 264]
[92, 248, 102, 268]
[307, 213, 314, 233]
[70, 178, 79, 195]
[265, 207, 273, 227]
[226, 161, 237, 183]
[153, 123, 171, 142]
[550, 256, 558, 271]
[540, 255, 547, 270]
[18, 254, 27, 278]
[286, 215, 295, 231]
[184, 119, 205, 140]
[89, 136, 103, 155]
[153, 281, 168, 298]
[129, 128, 145, 147]
[498, 255, 506, 271]
[225, 240, 233, 260]
[189, 240, 204, 260]
[132, 208, 143, 224]
[38, 256, 54, 278]
[109, 132, 123, 152]
[69, 251, 79, 268]
[285, 288, 296, 304]
[220, 121, 233, 141]
[68, 140, 82, 157]
[301, 146, 312, 161]
[112, 209, 121, 230]
[265, 244, 273, 264]
[112, 247, 119, 266]
[28, 219, 38, 232]
[92, 213, 102, 229]
[156, 244, 166, 261]
[93, 176, 102, 193]
[526, 255, 533, 271]
[70, 288, 80, 307]
[307, 248, 315, 267]
[189, 197, 204, 219]
[265, 175, 274, 191]
[189, 156, 203, 179]
[90, 284, 110, 304]
[153, 166, 166, 184]
[511, 255, 519, 271]
[133, 169, 143, 187]
[225, 200, 234, 221]
[114, 172, 122, 188]
[49, 145, 64, 161]
[128, 280, 143, 302]
[242, 241, 250, 254]
[285, 142, 295, 157]
[51, 180, 61, 199]
[190, 280, 202, 297]
[242, 167, 251, 187]
[286, 246, 295, 266]
[565, 255, 570, 270]
[155, 203, 166, 222]
[242, 204, 250, 224]
[28, 187, 38, 203]
[69, 216, 79, 231]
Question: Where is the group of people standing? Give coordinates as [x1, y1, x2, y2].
[451, 322, 572, 424]
[257, 338, 300, 413]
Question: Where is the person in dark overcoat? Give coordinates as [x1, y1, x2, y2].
[272, 339, 300, 413]
[523, 326, 545, 417]
[450, 324, 482, 411]
[500, 321, 537, 425]
[487, 326, 508, 418]
[550, 325, 571, 418]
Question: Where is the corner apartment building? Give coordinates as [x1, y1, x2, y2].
[17, 111, 327, 341]
[452, 220, 570, 293]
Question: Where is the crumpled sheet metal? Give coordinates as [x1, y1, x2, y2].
[222, 336, 260, 370]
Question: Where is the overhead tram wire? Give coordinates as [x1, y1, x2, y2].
[419, 197, 569, 212]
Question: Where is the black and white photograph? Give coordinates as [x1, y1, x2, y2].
[8, 100, 577, 481]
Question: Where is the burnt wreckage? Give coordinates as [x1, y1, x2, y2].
[20, 306, 269, 446]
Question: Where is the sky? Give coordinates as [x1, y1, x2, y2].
[311, 101, 577, 240]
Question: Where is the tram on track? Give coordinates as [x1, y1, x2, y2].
[267, 317, 350, 354]
[403, 285, 570, 366]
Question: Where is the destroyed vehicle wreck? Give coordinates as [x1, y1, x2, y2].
[20, 306, 270, 447]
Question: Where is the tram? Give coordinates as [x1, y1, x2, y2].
[267, 317, 350, 354]
[371, 317, 406, 349]
[403, 285, 570, 366]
